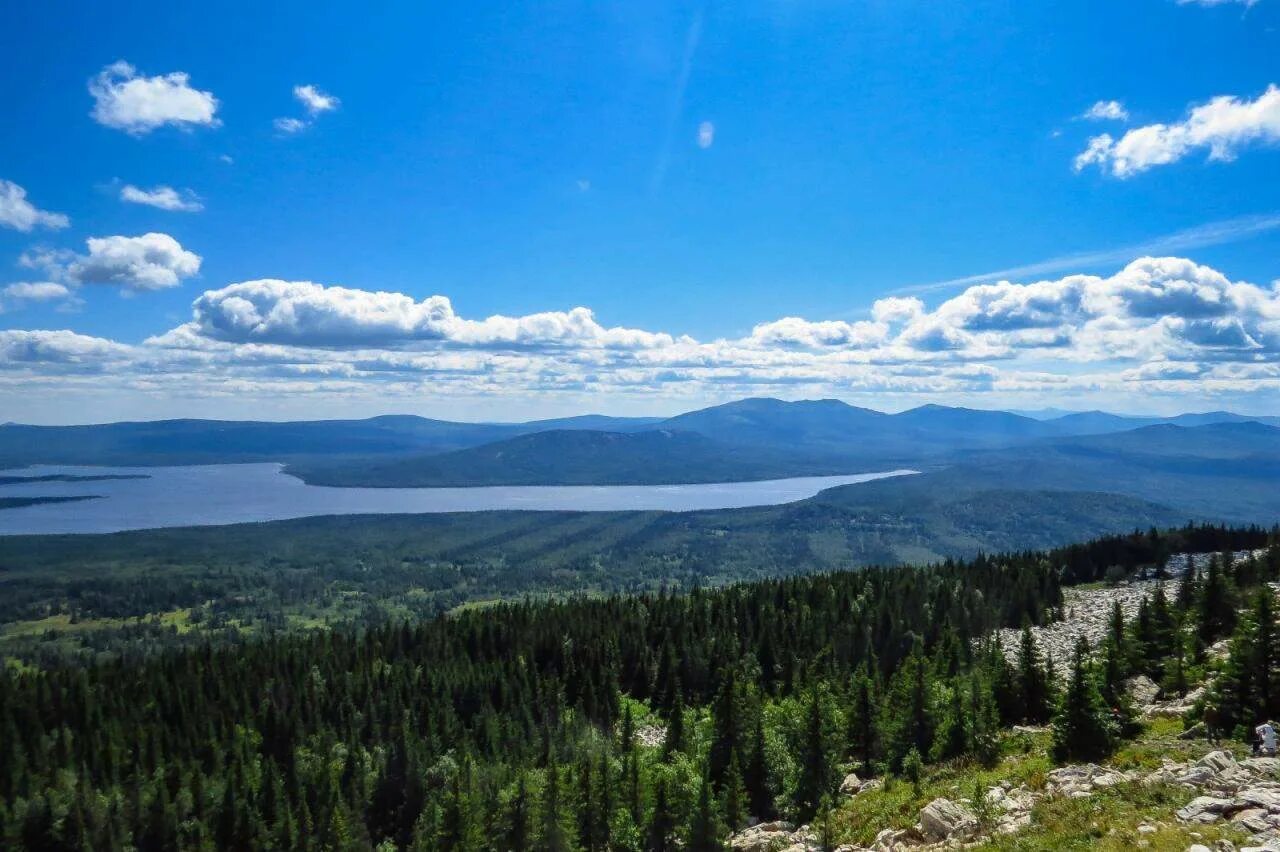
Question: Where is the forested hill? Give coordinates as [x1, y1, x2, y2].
[288, 429, 865, 488]
[1, 523, 1276, 850]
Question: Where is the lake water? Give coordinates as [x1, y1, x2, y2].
[0, 464, 917, 535]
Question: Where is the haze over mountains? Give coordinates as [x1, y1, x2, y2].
[3, 397, 1279, 533]
[2, 397, 1278, 490]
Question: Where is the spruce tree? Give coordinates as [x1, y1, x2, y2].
[795, 687, 834, 821]
[687, 772, 725, 852]
[537, 759, 571, 852]
[845, 664, 877, 776]
[1052, 639, 1115, 762]
[1016, 626, 1052, 724]
[646, 777, 678, 852]
[1198, 554, 1237, 644]
[721, 750, 748, 832]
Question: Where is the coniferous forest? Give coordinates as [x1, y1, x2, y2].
[2, 522, 1279, 850]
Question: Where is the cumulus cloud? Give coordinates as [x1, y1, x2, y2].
[746, 317, 887, 349]
[64, 233, 202, 291]
[175, 279, 677, 349]
[1076, 85, 1280, 177]
[2, 282, 71, 303]
[294, 84, 340, 115]
[1083, 100, 1129, 121]
[0, 180, 69, 232]
[120, 184, 203, 212]
[5, 256, 1280, 410]
[0, 329, 130, 367]
[89, 61, 219, 135]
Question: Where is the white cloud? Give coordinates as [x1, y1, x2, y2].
[2, 282, 71, 302]
[0, 329, 130, 366]
[1076, 85, 1280, 177]
[1176, 0, 1259, 6]
[274, 117, 307, 135]
[274, 84, 340, 134]
[0, 180, 69, 232]
[294, 84, 340, 115]
[697, 121, 715, 149]
[89, 61, 219, 135]
[6, 256, 1280, 410]
[747, 317, 887, 349]
[177, 279, 677, 349]
[66, 233, 202, 292]
[0, 282, 79, 314]
[1083, 100, 1129, 121]
[120, 184, 203, 212]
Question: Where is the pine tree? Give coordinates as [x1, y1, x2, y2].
[931, 683, 969, 763]
[537, 759, 571, 852]
[795, 687, 834, 821]
[709, 670, 745, 786]
[1197, 554, 1237, 644]
[721, 750, 748, 832]
[647, 776, 678, 852]
[662, 698, 686, 761]
[744, 710, 775, 820]
[687, 772, 725, 852]
[1052, 639, 1115, 762]
[1016, 626, 1052, 724]
[845, 664, 877, 776]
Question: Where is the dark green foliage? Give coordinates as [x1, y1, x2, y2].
[0, 526, 1274, 850]
[1052, 639, 1116, 762]
[687, 773, 725, 852]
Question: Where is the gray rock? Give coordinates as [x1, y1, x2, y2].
[1176, 795, 1235, 822]
[1127, 674, 1160, 705]
[839, 772, 864, 796]
[1198, 751, 1240, 775]
[918, 797, 978, 842]
[729, 820, 796, 852]
[1239, 788, 1280, 813]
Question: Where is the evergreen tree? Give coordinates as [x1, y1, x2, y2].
[709, 670, 745, 786]
[845, 664, 878, 776]
[537, 759, 571, 852]
[721, 750, 748, 832]
[1016, 626, 1052, 724]
[931, 683, 969, 763]
[794, 687, 834, 821]
[1197, 554, 1237, 644]
[1052, 639, 1115, 762]
[744, 712, 775, 821]
[646, 776, 678, 852]
[662, 698, 686, 761]
[687, 772, 725, 852]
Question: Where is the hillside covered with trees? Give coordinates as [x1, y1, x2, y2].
[2, 523, 1277, 849]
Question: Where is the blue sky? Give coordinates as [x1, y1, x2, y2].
[2, 0, 1279, 423]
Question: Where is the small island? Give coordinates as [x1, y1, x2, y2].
[0, 495, 102, 511]
[0, 474, 148, 486]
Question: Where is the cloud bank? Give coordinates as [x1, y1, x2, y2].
[3, 256, 1277, 414]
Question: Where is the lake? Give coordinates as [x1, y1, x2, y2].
[0, 464, 917, 534]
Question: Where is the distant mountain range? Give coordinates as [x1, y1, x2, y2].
[4, 398, 1279, 554]
[2, 399, 1279, 516]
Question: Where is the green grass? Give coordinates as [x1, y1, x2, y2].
[832, 719, 1251, 850]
